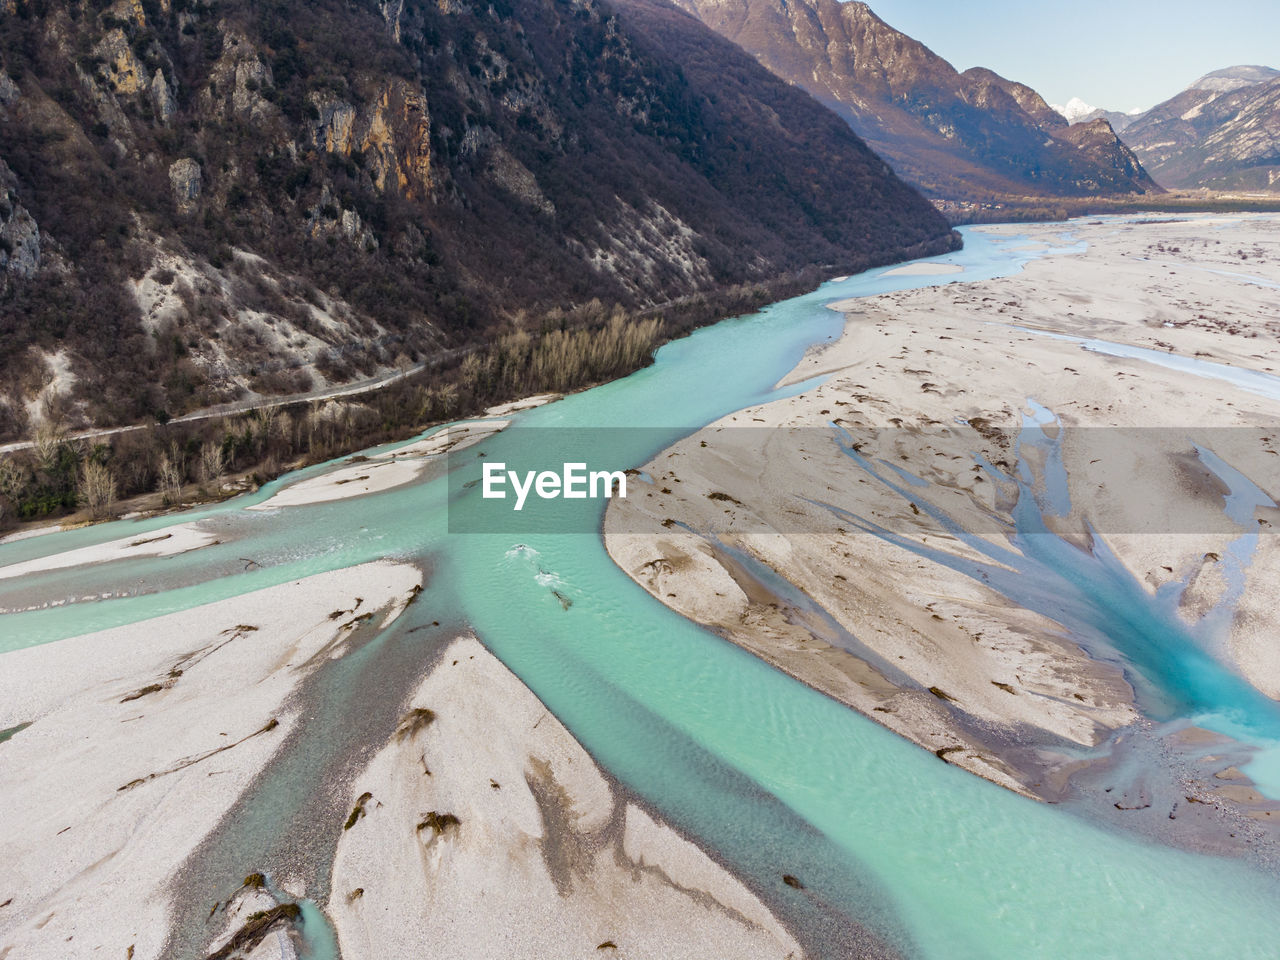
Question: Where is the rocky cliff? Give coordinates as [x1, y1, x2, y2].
[0, 0, 953, 439]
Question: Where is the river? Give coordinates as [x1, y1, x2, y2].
[2, 224, 1279, 959]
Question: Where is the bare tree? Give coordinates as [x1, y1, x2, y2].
[198, 440, 226, 485]
[32, 422, 65, 473]
[437, 383, 458, 417]
[422, 389, 442, 422]
[335, 403, 355, 446]
[0, 456, 22, 527]
[79, 460, 117, 519]
[306, 400, 322, 454]
[157, 453, 183, 506]
[0, 456, 22, 499]
[274, 410, 293, 445]
[253, 406, 278, 446]
[459, 353, 484, 392]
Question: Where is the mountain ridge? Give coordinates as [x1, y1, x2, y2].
[1120, 65, 1280, 191]
[1050, 97, 1143, 133]
[1189, 65, 1280, 93]
[666, 0, 1159, 203]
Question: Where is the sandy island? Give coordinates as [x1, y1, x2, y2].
[1, 561, 801, 959]
[329, 636, 802, 960]
[249, 420, 510, 510]
[0, 522, 220, 582]
[248, 392, 560, 511]
[606, 215, 1280, 850]
[0, 561, 422, 960]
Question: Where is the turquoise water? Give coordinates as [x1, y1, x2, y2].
[4, 225, 1280, 958]
[296, 900, 340, 959]
[829, 402, 1280, 801]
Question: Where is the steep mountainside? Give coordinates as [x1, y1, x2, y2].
[0, 0, 953, 439]
[1121, 66, 1280, 191]
[669, 0, 1159, 202]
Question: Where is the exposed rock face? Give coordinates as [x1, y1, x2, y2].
[669, 0, 1159, 201]
[0, 69, 18, 108]
[304, 185, 379, 249]
[0, 0, 952, 435]
[0, 161, 40, 282]
[1121, 68, 1280, 192]
[484, 143, 553, 214]
[310, 81, 432, 198]
[216, 42, 277, 124]
[167, 158, 201, 212]
[379, 0, 405, 42]
[96, 27, 149, 96]
[150, 69, 176, 123]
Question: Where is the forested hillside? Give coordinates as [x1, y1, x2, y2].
[0, 0, 954, 442]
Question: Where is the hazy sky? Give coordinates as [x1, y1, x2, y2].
[863, 0, 1279, 112]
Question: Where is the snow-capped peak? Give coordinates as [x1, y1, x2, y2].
[1050, 96, 1098, 123]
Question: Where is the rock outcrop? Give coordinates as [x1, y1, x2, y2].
[167, 157, 201, 213]
[0, 161, 40, 283]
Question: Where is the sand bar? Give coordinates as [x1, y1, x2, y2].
[250, 421, 508, 510]
[881, 261, 964, 276]
[606, 215, 1280, 841]
[0, 561, 422, 960]
[329, 635, 803, 959]
[0, 521, 218, 581]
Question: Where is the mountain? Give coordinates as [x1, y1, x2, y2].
[1120, 66, 1280, 191]
[1050, 97, 1101, 124]
[666, 0, 1159, 202]
[0, 0, 953, 440]
[1050, 97, 1142, 133]
[1189, 65, 1280, 93]
[1077, 107, 1142, 133]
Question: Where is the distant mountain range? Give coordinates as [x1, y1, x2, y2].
[668, 0, 1158, 202]
[1049, 98, 1143, 133]
[0, 0, 953, 437]
[1118, 66, 1280, 192]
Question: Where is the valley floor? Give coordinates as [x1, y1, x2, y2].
[7, 214, 1280, 959]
